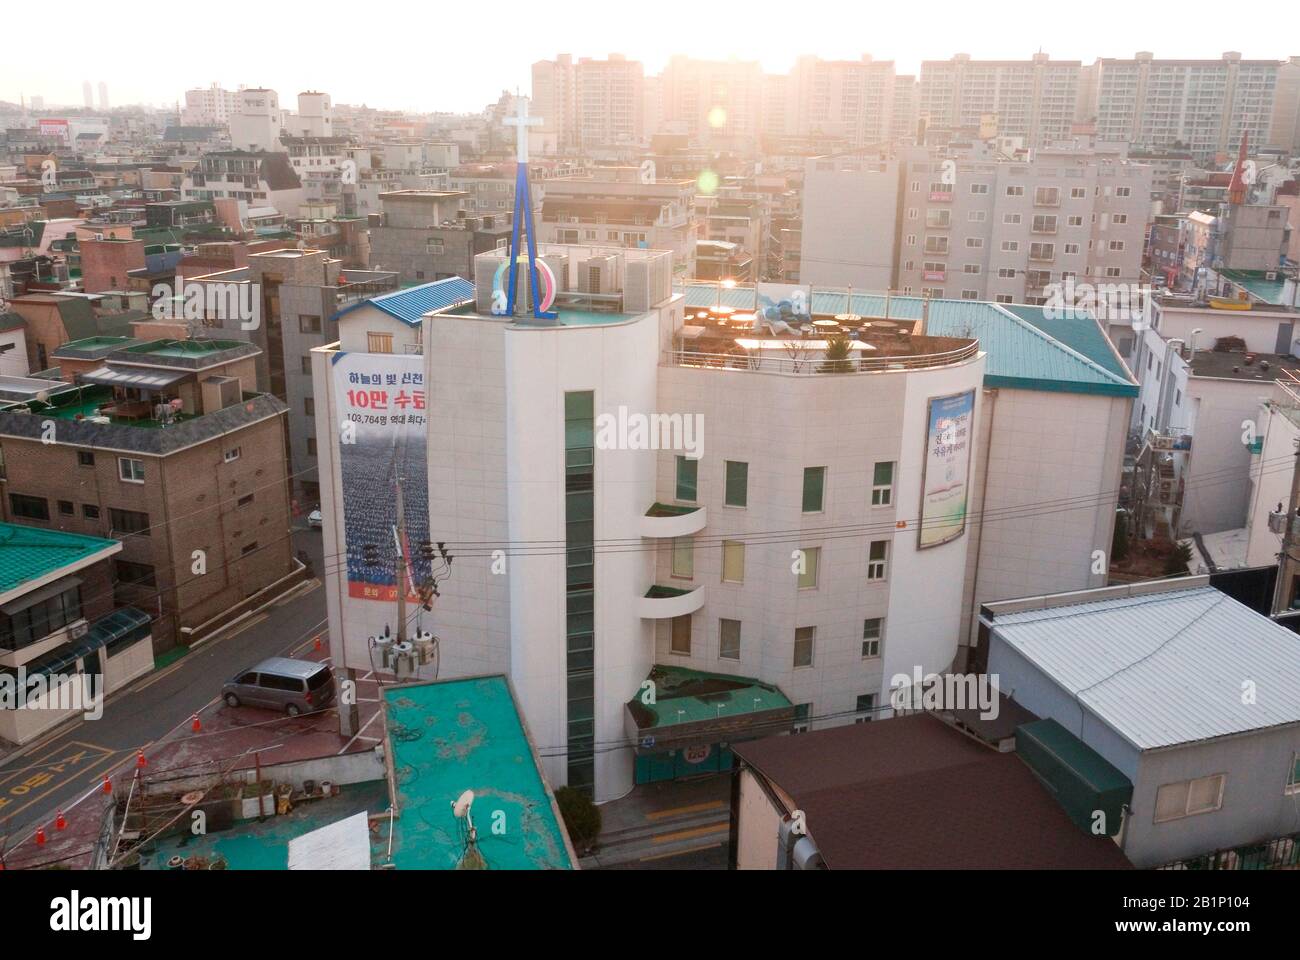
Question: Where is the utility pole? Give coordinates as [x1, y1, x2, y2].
[1271, 438, 1300, 616]
[394, 475, 407, 644]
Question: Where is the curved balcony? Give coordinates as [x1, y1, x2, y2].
[640, 503, 707, 538]
[638, 584, 705, 620]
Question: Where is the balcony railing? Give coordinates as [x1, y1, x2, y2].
[667, 341, 979, 375]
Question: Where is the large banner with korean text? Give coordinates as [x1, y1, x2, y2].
[332, 351, 431, 602]
[917, 389, 975, 550]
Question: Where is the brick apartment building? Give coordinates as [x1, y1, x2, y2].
[79, 236, 147, 294]
[0, 337, 295, 651]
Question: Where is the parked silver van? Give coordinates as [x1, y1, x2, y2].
[221, 658, 335, 716]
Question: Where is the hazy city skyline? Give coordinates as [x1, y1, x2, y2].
[3, 0, 1295, 114]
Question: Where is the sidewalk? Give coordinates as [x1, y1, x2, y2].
[583, 774, 731, 869]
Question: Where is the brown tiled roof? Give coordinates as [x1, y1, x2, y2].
[733, 714, 1132, 870]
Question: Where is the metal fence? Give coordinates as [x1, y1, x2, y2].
[1157, 832, 1300, 870]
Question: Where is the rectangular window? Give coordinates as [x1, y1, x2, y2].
[299, 315, 322, 334]
[367, 332, 394, 354]
[671, 537, 694, 578]
[719, 618, 741, 660]
[1154, 774, 1225, 822]
[117, 457, 145, 483]
[670, 614, 692, 655]
[9, 494, 49, 521]
[792, 703, 811, 734]
[109, 508, 150, 536]
[241, 541, 258, 556]
[724, 460, 748, 507]
[1287, 754, 1300, 796]
[224, 446, 241, 463]
[871, 461, 894, 506]
[82, 504, 100, 519]
[77, 451, 95, 467]
[301, 356, 313, 375]
[722, 540, 745, 583]
[304, 397, 315, 417]
[862, 618, 884, 658]
[58, 500, 74, 516]
[793, 626, 815, 668]
[802, 466, 825, 513]
[855, 693, 877, 723]
[797, 546, 820, 590]
[675, 456, 698, 502]
[867, 540, 888, 580]
[114, 559, 156, 587]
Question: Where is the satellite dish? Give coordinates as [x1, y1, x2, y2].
[452, 789, 475, 819]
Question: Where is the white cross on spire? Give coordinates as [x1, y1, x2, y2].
[504, 96, 542, 164]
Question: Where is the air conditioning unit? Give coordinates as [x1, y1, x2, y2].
[578, 254, 619, 295]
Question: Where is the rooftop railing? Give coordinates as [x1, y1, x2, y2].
[666, 341, 979, 375]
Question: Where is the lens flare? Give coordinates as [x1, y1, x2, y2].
[697, 169, 720, 195]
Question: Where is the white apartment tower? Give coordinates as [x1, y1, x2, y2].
[182, 84, 241, 127]
[229, 88, 286, 152]
[1092, 52, 1286, 160]
[918, 53, 1083, 148]
[785, 55, 898, 146]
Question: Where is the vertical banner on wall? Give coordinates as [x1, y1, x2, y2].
[918, 389, 975, 550]
[332, 351, 431, 601]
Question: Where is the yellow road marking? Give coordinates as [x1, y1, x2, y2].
[640, 842, 722, 862]
[645, 800, 724, 821]
[651, 822, 729, 845]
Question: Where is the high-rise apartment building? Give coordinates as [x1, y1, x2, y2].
[784, 55, 898, 146]
[182, 84, 242, 127]
[660, 56, 764, 148]
[919, 53, 1083, 148]
[1092, 52, 1287, 159]
[532, 54, 644, 151]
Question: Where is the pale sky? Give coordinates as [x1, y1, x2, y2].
[2, 0, 1293, 114]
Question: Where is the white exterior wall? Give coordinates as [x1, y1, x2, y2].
[655, 353, 984, 727]
[967, 388, 1128, 642]
[505, 314, 660, 800]
[1181, 376, 1273, 535]
[1155, 303, 1299, 358]
[800, 156, 899, 291]
[1244, 397, 1297, 569]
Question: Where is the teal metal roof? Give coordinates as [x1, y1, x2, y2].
[680, 284, 1138, 397]
[0, 523, 118, 596]
[383, 675, 574, 870]
[627, 665, 791, 731]
[335, 276, 474, 326]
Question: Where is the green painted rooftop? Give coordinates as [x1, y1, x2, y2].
[627, 665, 792, 730]
[383, 675, 574, 870]
[680, 284, 1138, 397]
[1219, 268, 1295, 307]
[123, 339, 246, 357]
[0, 522, 118, 596]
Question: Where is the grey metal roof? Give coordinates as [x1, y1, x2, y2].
[992, 586, 1300, 751]
[81, 365, 190, 390]
[0, 393, 288, 455]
